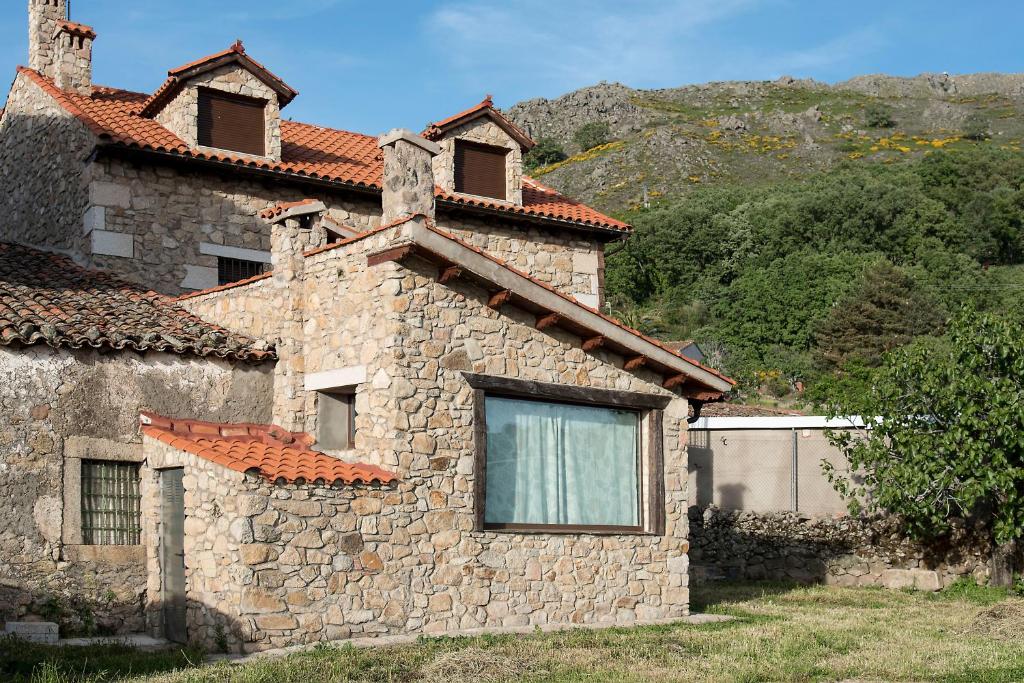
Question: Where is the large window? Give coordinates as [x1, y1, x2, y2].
[198, 89, 266, 156]
[454, 140, 507, 200]
[484, 396, 641, 531]
[81, 460, 142, 545]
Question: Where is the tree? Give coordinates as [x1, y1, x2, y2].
[573, 121, 611, 152]
[826, 310, 1024, 585]
[815, 260, 946, 369]
[523, 137, 567, 170]
[864, 103, 896, 128]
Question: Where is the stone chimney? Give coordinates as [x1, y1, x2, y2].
[52, 20, 95, 95]
[377, 129, 440, 225]
[28, 0, 66, 76]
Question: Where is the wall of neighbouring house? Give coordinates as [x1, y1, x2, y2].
[0, 345, 273, 636]
[167, 219, 693, 653]
[0, 72, 95, 253]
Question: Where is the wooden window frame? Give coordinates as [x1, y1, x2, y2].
[453, 139, 509, 201]
[197, 88, 267, 157]
[464, 373, 668, 536]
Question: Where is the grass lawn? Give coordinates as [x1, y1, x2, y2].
[5, 581, 1024, 682]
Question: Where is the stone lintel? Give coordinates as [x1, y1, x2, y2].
[378, 128, 441, 156]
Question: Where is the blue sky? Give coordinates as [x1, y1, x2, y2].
[2, 1, 1022, 134]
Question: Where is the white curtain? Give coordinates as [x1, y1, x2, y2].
[485, 397, 640, 527]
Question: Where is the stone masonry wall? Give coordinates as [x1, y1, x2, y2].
[155, 63, 282, 161]
[83, 157, 381, 294]
[0, 345, 273, 635]
[689, 506, 998, 591]
[0, 71, 95, 252]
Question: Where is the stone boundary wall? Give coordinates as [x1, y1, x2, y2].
[688, 506, 998, 590]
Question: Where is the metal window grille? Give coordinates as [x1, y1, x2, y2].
[217, 257, 265, 286]
[81, 460, 142, 545]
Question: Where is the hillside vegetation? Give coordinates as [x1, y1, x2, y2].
[508, 74, 1024, 403]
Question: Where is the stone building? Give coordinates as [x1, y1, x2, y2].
[0, 1, 734, 651]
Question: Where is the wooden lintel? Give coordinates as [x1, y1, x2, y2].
[535, 312, 560, 330]
[487, 289, 512, 309]
[624, 356, 647, 371]
[367, 244, 415, 267]
[438, 264, 463, 284]
[663, 374, 688, 390]
[582, 335, 605, 352]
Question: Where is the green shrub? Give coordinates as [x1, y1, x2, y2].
[523, 137, 567, 170]
[963, 112, 991, 141]
[573, 121, 612, 152]
[864, 103, 896, 128]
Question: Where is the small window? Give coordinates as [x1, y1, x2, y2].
[81, 460, 142, 545]
[318, 390, 356, 450]
[484, 396, 641, 531]
[454, 140, 507, 200]
[217, 256, 265, 286]
[198, 89, 266, 156]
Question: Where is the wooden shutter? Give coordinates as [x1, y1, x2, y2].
[198, 89, 266, 156]
[454, 140, 507, 200]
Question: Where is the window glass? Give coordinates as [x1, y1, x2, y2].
[318, 391, 356, 450]
[485, 397, 640, 528]
[81, 460, 142, 545]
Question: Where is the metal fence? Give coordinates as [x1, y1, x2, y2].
[687, 418, 861, 515]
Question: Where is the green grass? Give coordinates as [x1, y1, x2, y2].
[6, 581, 1024, 682]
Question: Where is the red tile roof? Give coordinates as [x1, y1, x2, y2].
[139, 41, 298, 116]
[174, 271, 273, 302]
[423, 95, 535, 150]
[55, 20, 97, 40]
[698, 403, 806, 418]
[141, 412, 397, 486]
[17, 68, 629, 233]
[0, 242, 274, 361]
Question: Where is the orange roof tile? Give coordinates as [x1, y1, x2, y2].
[141, 412, 397, 486]
[55, 20, 97, 40]
[174, 271, 273, 302]
[423, 95, 535, 150]
[17, 68, 629, 233]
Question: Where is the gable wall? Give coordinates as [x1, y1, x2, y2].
[0, 71, 94, 252]
[432, 118, 524, 205]
[0, 345, 273, 635]
[155, 63, 283, 161]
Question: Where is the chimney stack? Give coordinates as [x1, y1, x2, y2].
[28, 0, 66, 76]
[53, 20, 95, 95]
[377, 129, 440, 225]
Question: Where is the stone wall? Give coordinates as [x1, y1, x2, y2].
[0, 345, 273, 635]
[83, 157, 381, 293]
[688, 506, 998, 591]
[0, 71, 94, 252]
[155, 63, 283, 161]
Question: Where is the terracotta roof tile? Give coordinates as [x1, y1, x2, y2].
[141, 412, 397, 486]
[55, 20, 97, 40]
[0, 242, 274, 361]
[423, 95, 535, 150]
[174, 271, 273, 302]
[17, 68, 628, 232]
[697, 403, 806, 418]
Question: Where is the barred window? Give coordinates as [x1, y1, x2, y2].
[81, 460, 142, 545]
[217, 256, 266, 286]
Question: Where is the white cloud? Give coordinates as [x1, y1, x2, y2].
[426, 0, 770, 95]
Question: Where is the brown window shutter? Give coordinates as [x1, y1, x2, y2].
[454, 140, 507, 200]
[198, 89, 266, 156]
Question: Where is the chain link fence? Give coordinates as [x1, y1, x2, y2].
[687, 424, 856, 515]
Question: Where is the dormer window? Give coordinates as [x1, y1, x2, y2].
[454, 140, 507, 201]
[198, 88, 266, 156]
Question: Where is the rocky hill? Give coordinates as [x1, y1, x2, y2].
[507, 73, 1024, 213]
